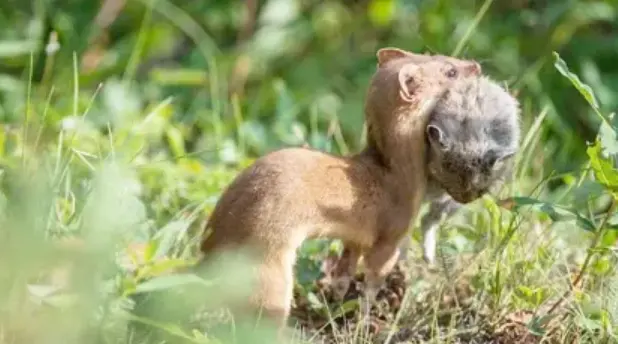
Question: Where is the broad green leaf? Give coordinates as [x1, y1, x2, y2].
[503, 196, 596, 232]
[586, 141, 618, 195]
[294, 255, 323, 286]
[599, 112, 618, 157]
[553, 52, 599, 110]
[133, 273, 211, 294]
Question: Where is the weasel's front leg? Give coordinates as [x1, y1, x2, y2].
[327, 244, 361, 300]
[419, 195, 461, 265]
[362, 241, 400, 314]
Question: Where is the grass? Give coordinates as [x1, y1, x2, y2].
[0, 1, 618, 343]
[1, 51, 616, 344]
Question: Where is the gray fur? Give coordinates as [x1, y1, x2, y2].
[400, 76, 521, 264]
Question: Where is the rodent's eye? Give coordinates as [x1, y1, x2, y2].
[445, 68, 458, 79]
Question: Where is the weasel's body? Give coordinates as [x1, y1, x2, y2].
[202, 148, 387, 254]
[198, 53, 481, 330]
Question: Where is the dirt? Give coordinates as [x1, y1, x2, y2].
[291, 259, 546, 344]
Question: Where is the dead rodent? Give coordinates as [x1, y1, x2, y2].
[196, 48, 482, 334]
[415, 74, 521, 263]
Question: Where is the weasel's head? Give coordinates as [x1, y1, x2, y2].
[426, 77, 521, 204]
[364, 47, 482, 165]
[375, 47, 482, 76]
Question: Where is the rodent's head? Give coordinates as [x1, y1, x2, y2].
[426, 77, 520, 204]
[365, 47, 482, 166]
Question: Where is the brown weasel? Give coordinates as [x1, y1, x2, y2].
[197, 50, 481, 331]
[326, 57, 521, 300]
[323, 48, 490, 299]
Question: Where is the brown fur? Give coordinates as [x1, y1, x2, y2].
[197, 49, 481, 332]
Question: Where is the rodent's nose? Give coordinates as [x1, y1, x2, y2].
[456, 190, 479, 204]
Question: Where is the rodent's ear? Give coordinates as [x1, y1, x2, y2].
[377, 47, 430, 67]
[464, 61, 482, 76]
[426, 124, 449, 150]
[488, 149, 517, 170]
[397, 63, 420, 102]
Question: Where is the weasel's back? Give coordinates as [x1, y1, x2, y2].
[200, 148, 342, 252]
[200, 147, 381, 255]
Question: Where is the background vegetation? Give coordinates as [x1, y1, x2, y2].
[0, 0, 617, 343]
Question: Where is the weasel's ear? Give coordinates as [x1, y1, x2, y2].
[397, 63, 420, 101]
[426, 124, 449, 151]
[377, 48, 407, 67]
[377, 47, 431, 67]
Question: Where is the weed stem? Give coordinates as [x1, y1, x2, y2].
[544, 199, 617, 332]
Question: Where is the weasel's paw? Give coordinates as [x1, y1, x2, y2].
[360, 287, 378, 316]
[330, 276, 351, 301]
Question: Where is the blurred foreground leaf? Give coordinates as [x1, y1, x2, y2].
[133, 273, 211, 294]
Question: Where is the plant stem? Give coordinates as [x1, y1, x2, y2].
[545, 199, 617, 316]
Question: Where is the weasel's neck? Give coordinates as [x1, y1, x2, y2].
[352, 139, 429, 220]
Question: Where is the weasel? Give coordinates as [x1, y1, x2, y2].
[326, 53, 521, 301]
[196, 49, 482, 331]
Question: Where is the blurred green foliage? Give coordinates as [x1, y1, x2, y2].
[0, 0, 616, 174]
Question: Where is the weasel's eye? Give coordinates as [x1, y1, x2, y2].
[445, 68, 458, 78]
